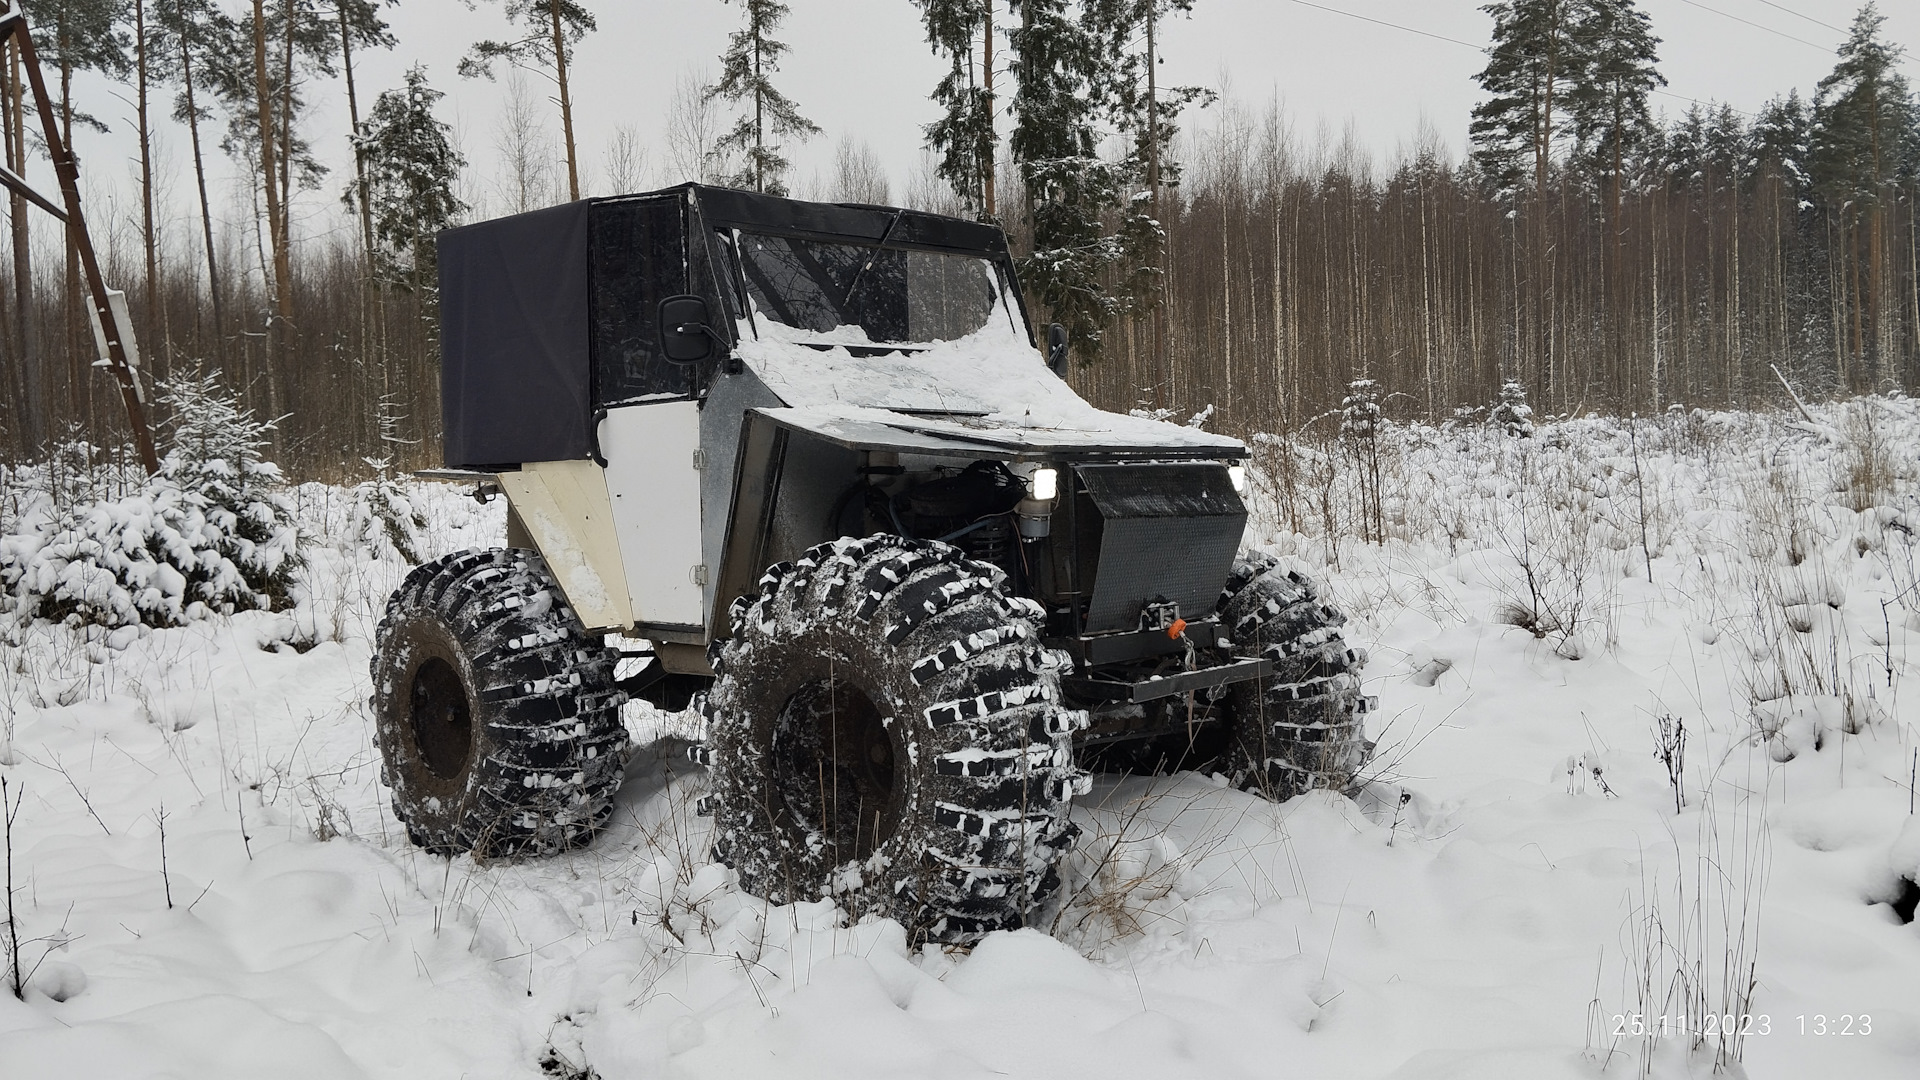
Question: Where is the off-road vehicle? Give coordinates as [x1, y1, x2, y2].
[371, 183, 1373, 943]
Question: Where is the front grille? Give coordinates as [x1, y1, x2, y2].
[1075, 463, 1246, 634]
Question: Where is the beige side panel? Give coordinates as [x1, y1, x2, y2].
[498, 460, 633, 632]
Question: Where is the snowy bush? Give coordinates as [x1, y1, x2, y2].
[1338, 378, 1381, 442]
[346, 397, 428, 566]
[347, 467, 428, 566]
[0, 374, 302, 632]
[1489, 378, 1535, 438]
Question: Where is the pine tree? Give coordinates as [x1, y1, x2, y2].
[347, 66, 467, 292]
[1809, 3, 1914, 374]
[1812, 4, 1912, 207]
[1010, 0, 1122, 364]
[1566, 0, 1661, 239]
[1470, 0, 1584, 202]
[1339, 378, 1385, 542]
[914, 0, 1002, 216]
[349, 393, 426, 565]
[158, 371, 302, 612]
[0, 375, 302, 631]
[460, 1, 595, 202]
[1085, 0, 1209, 315]
[333, 0, 398, 268]
[156, 0, 230, 347]
[1751, 91, 1814, 196]
[200, 0, 374, 427]
[708, 0, 819, 196]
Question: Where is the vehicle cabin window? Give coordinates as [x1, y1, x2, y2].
[590, 197, 691, 404]
[731, 231, 1005, 346]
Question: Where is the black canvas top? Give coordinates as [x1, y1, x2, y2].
[439, 201, 592, 469]
[435, 185, 1013, 470]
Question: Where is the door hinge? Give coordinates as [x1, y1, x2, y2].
[690, 564, 709, 586]
[692, 449, 709, 470]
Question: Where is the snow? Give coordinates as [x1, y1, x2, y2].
[736, 315, 1242, 453]
[3, 401, 1920, 1078]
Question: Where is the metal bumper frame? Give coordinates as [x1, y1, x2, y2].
[1064, 656, 1271, 705]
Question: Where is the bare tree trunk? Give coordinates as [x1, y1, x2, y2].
[6, 40, 42, 452]
[135, 0, 167, 379]
[252, 3, 285, 319]
[1728, 179, 1741, 403]
[752, 29, 764, 192]
[56, 30, 88, 429]
[178, 7, 224, 348]
[339, 1, 374, 261]
[339, 0, 379, 453]
[982, 2, 995, 219]
[1850, 218, 1864, 375]
[550, 0, 579, 200]
[251, 0, 289, 424]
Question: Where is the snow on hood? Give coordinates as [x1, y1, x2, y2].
[734, 317, 1242, 454]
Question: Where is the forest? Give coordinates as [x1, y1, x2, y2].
[0, 0, 1913, 476]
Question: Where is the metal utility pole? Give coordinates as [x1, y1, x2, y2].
[0, 2, 159, 474]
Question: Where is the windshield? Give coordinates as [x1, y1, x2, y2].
[727, 230, 1021, 347]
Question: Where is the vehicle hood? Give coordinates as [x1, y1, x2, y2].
[734, 332, 1243, 457]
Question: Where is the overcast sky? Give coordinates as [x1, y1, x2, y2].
[47, 0, 1920, 255]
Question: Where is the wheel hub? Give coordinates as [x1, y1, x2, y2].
[771, 676, 903, 864]
[410, 656, 473, 780]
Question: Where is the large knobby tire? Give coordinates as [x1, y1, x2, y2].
[371, 549, 630, 858]
[1220, 551, 1375, 800]
[696, 535, 1088, 944]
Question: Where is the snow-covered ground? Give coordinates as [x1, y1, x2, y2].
[3, 401, 1918, 1079]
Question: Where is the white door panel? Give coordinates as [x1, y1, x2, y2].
[600, 402, 706, 628]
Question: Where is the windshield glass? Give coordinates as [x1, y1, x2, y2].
[727, 230, 1021, 347]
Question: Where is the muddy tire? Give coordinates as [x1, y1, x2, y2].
[695, 535, 1087, 944]
[371, 549, 630, 858]
[1221, 552, 1374, 800]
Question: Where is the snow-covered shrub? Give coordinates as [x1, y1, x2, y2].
[1490, 378, 1535, 438]
[346, 393, 428, 565]
[158, 371, 302, 608]
[1338, 378, 1381, 442]
[0, 374, 302, 632]
[348, 468, 428, 566]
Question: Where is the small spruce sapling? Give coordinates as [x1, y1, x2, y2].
[1491, 378, 1536, 438]
[157, 372, 304, 614]
[348, 394, 427, 564]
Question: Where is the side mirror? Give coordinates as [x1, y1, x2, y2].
[659, 294, 720, 364]
[1046, 323, 1069, 376]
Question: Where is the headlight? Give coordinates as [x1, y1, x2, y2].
[1029, 466, 1059, 502]
[1228, 464, 1247, 494]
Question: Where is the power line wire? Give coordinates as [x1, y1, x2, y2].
[1746, 0, 1844, 35]
[1670, 0, 1832, 52]
[1280, 0, 1754, 117]
[1277, 0, 1483, 51]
